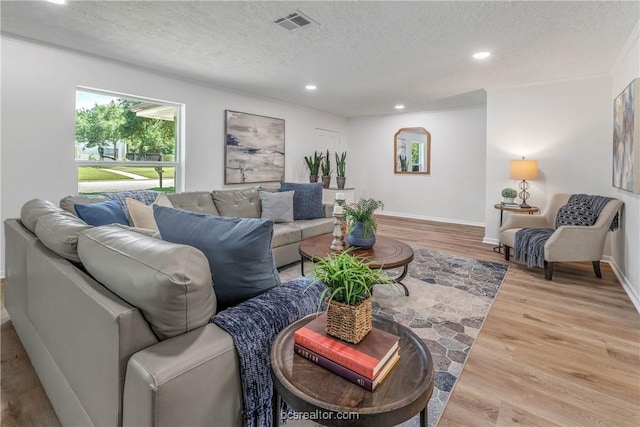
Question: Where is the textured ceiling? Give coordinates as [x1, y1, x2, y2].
[1, 1, 638, 117]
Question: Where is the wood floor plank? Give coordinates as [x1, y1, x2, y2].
[373, 216, 639, 426]
[1, 215, 639, 426]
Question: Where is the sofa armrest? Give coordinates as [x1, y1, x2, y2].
[545, 225, 608, 262]
[500, 213, 550, 232]
[123, 323, 243, 427]
[323, 203, 334, 218]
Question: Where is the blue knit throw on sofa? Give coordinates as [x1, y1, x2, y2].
[514, 194, 618, 269]
[212, 277, 325, 427]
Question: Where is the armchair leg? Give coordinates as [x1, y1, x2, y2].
[504, 246, 510, 261]
[593, 261, 602, 279]
[544, 261, 554, 280]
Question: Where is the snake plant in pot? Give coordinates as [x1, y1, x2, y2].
[304, 151, 323, 183]
[312, 249, 392, 343]
[321, 149, 332, 189]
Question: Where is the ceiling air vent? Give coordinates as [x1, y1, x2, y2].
[274, 11, 318, 31]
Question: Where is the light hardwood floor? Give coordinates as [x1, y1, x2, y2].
[1, 216, 638, 426]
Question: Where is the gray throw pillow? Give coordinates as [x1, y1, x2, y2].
[259, 190, 294, 223]
[279, 182, 324, 220]
[153, 205, 280, 309]
[555, 201, 597, 228]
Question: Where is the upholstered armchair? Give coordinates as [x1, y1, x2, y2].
[500, 194, 623, 280]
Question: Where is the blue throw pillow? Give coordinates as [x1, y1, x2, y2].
[74, 199, 129, 226]
[153, 205, 280, 308]
[279, 182, 324, 220]
[555, 201, 597, 228]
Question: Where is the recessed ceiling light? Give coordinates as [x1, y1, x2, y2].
[46, 0, 67, 4]
[395, 105, 405, 110]
[472, 51, 491, 59]
[305, 84, 317, 90]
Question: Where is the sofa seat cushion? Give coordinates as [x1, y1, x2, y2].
[212, 187, 261, 218]
[154, 205, 280, 309]
[35, 211, 92, 263]
[75, 199, 130, 227]
[167, 191, 219, 216]
[78, 226, 215, 340]
[272, 224, 302, 248]
[280, 182, 324, 220]
[285, 217, 334, 240]
[21, 199, 68, 233]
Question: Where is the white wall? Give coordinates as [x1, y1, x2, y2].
[0, 37, 348, 275]
[484, 76, 614, 245]
[610, 21, 640, 311]
[348, 107, 486, 225]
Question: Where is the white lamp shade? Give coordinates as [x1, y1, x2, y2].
[510, 159, 538, 180]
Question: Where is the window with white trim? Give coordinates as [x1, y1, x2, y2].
[75, 89, 183, 194]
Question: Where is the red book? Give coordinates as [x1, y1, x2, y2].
[294, 343, 400, 391]
[293, 313, 400, 379]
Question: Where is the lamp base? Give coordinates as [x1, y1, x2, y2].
[519, 201, 532, 209]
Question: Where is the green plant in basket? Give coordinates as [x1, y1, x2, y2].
[344, 198, 384, 238]
[311, 249, 393, 308]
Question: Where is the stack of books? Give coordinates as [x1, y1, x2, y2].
[501, 201, 521, 208]
[293, 313, 400, 391]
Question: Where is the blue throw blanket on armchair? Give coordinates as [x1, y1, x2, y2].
[514, 194, 619, 268]
[212, 277, 325, 427]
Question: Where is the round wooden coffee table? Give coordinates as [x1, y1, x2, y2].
[299, 234, 414, 296]
[271, 314, 434, 427]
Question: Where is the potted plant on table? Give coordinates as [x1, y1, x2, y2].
[321, 150, 332, 189]
[501, 187, 517, 204]
[344, 198, 384, 250]
[335, 151, 347, 189]
[312, 250, 392, 344]
[304, 151, 323, 183]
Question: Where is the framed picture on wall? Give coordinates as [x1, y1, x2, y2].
[613, 78, 640, 193]
[225, 110, 285, 184]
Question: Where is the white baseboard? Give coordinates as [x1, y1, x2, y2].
[482, 237, 499, 245]
[377, 211, 485, 228]
[604, 255, 640, 314]
[0, 269, 4, 279]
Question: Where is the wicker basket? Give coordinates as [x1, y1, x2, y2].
[325, 297, 373, 344]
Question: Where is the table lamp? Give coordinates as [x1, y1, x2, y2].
[510, 157, 538, 208]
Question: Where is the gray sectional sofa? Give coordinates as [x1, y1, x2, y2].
[3, 187, 333, 426]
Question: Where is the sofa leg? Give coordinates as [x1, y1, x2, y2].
[544, 261, 553, 280]
[504, 246, 510, 261]
[593, 261, 602, 279]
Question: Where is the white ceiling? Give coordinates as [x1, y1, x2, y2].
[1, 1, 638, 117]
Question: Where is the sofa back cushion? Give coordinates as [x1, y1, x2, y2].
[154, 205, 280, 309]
[75, 199, 130, 226]
[212, 187, 261, 218]
[167, 191, 220, 216]
[20, 199, 66, 233]
[35, 211, 92, 263]
[59, 195, 108, 214]
[78, 226, 216, 340]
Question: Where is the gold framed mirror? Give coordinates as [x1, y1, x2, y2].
[394, 127, 430, 174]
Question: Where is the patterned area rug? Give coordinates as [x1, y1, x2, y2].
[279, 248, 509, 427]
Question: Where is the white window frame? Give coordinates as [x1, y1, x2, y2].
[75, 87, 185, 192]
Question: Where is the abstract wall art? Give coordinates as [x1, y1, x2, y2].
[225, 110, 285, 184]
[613, 78, 640, 193]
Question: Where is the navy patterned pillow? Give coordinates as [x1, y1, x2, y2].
[279, 182, 324, 220]
[555, 201, 597, 228]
